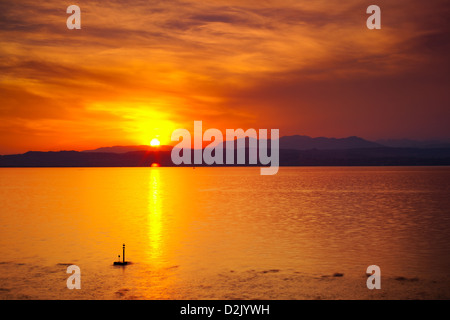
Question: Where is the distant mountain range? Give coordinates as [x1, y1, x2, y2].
[1, 147, 450, 167]
[375, 139, 450, 149]
[1, 134, 450, 167]
[278, 135, 382, 150]
[80, 135, 449, 153]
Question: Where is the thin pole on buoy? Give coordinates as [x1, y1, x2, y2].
[113, 243, 128, 266]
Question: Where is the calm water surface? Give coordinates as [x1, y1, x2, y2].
[0, 167, 449, 299]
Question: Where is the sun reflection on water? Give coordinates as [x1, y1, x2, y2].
[148, 168, 163, 264]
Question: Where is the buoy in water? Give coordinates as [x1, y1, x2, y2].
[113, 244, 128, 266]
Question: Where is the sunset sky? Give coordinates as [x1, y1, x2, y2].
[0, 0, 449, 154]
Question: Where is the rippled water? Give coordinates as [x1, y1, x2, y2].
[0, 167, 449, 299]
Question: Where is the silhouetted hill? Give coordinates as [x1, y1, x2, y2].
[279, 135, 382, 150]
[80, 135, 448, 154]
[1, 147, 450, 167]
[0, 151, 171, 167]
[81, 135, 383, 154]
[376, 139, 450, 149]
[278, 147, 450, 166]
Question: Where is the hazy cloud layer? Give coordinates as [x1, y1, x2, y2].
[0, 0, 449, 153]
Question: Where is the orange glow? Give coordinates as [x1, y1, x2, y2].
[151, 163, 160, 167]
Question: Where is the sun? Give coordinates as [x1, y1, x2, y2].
[150, 138, 161, 147]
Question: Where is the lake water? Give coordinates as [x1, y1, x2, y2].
[0, 167, 449, 299]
